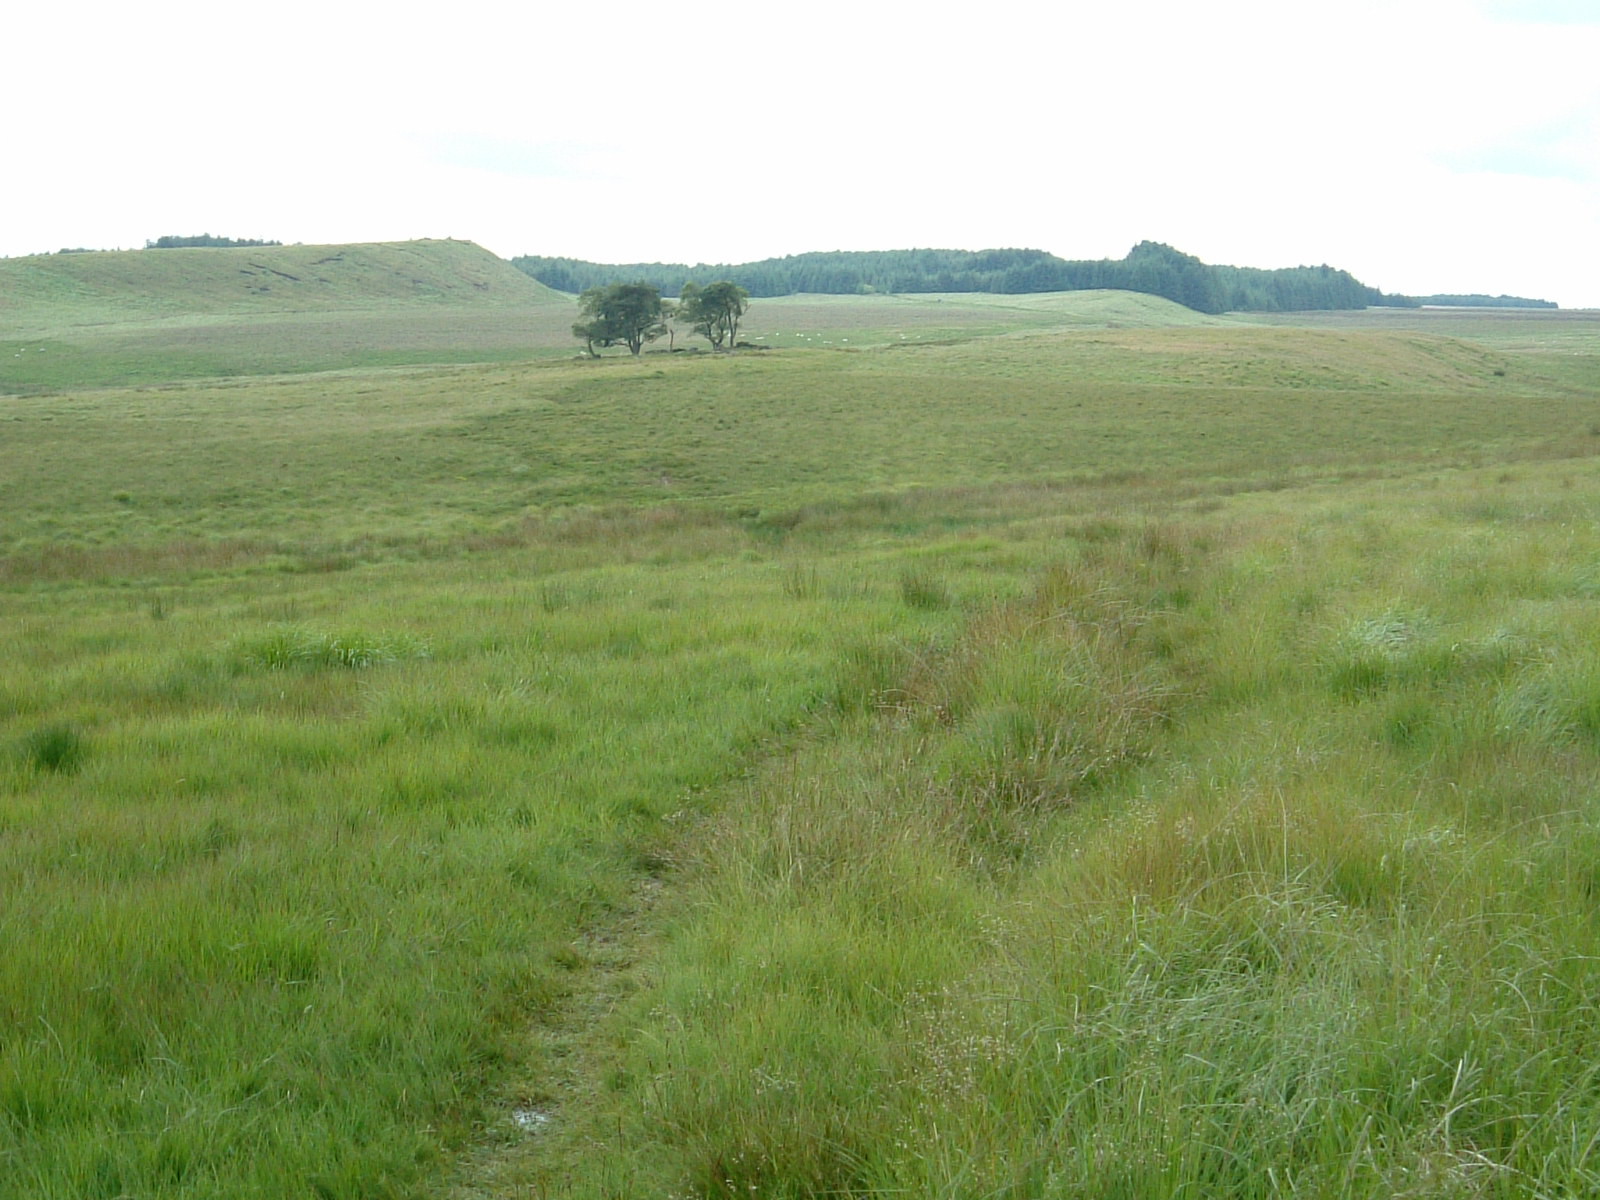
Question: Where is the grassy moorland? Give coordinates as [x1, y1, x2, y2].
[3, 263, 1600, 1198]
[0, 240, 1224, 392]
[0, 241, 569, 390]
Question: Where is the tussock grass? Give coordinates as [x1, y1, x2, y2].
[16, 723, 86, 773]
[895, 565, 951, 610]
[0, 536, 965, 1198]
[518, 465, 1600, 1199]
[230, 626, 430, 670]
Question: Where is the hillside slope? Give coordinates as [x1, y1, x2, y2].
[0, 239, 565, 328]
[877, 288, 1229, 325]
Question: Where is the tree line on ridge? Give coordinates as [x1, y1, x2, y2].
[514, 242, 1555, 314]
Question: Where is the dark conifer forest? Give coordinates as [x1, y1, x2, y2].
[512, 242, 1464, 313]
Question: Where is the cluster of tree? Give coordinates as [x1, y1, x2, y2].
[1412, 294, 1557, 309]
[573, 281, 750, 356]
[677, 281, 749, 349]
[145, 235, 283, 249]
[516, 243, 1415, 314]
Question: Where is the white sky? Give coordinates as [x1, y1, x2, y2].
[4, 0, 1597, 306]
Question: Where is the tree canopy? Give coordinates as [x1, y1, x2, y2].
[146, 234, 282, 249]
[1411, 293, 1557, 309]
[518, 244, 1439, 314]
[572, 282, 668, 356]
[677, 281, 750, 349]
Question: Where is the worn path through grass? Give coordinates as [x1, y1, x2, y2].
[468, 454, 1600, 1197]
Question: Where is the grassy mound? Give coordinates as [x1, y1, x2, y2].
[0, 239, 565, 329]
[897, 287, 1229, 324]
[0, 240, 573, 389]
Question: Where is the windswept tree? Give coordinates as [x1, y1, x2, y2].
[572, 314, 614, 358]
[677, 280, 750, 350]
[572, 282, 668, 356]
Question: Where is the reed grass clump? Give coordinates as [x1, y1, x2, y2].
[1323, 607, 1434, 696]
[780, 561, 823, 601]
[230, 626, 430, 671]
[19, 722, 85, 773]
[897, 565, 951, 610]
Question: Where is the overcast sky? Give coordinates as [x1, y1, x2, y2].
[5, 0, 1596, 306]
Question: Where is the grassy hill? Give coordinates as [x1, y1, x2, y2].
[0, 239, 565, 328]
[738, 290, 1224, 351]
[934, 289, 1227, 322]
[0, 240, 572, 390]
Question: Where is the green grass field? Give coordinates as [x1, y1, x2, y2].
[0, 241, 570, 390]
[0, 287, 1218, 394]
[5, 245, 1600, 1197]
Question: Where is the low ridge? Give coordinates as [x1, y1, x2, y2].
[0, 239, 565, 328]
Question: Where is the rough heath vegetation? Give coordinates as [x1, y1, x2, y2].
[3, 241, 1600, 1198]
